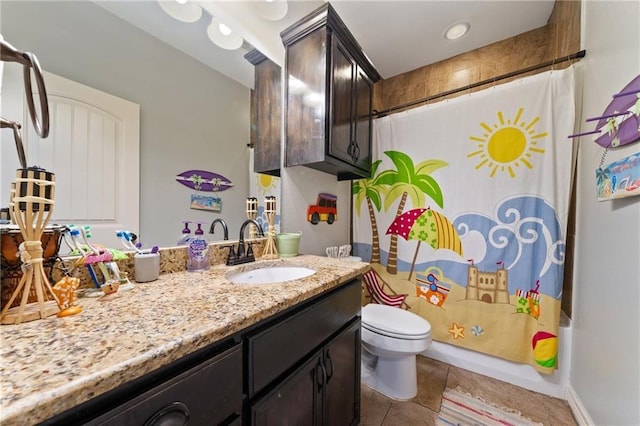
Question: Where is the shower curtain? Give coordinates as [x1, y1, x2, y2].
[353, 67, 576, 373]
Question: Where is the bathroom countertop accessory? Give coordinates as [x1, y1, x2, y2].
[261, 196, 278, 259]
[276, 232, 302, 258]
[177, 221, 192, 246]
[246, 197, 258, 239]
[1, 167, 61, 324]
[187, 222, 209, 272]
[134, 252, 160, 282]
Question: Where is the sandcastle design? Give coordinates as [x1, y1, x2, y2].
[466, 264, 509, 304]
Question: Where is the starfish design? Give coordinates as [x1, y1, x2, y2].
[448, 323, 465, 340]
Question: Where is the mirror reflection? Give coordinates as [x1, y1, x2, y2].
[1, 0, 275, 249]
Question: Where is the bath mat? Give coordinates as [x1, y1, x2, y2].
[437, 388, 543, 426]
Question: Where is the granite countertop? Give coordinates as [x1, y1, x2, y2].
[0, 255, 369, 425]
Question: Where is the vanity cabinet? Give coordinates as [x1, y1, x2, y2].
[281, 4, 381, 180]
[245, 49, 282, 177]
[41, 278, 361, 426]
[76, 343, 243, 426]
[248, 280, 361, 426]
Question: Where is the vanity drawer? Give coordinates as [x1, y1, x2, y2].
[247, 279, 361, 396]
[86, 344, 243, 426]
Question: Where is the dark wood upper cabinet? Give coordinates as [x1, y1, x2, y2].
[281, 4, 381, 180]
[245, 49, 282, 177]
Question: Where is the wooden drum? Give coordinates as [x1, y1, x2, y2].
[0, 225, 65, 309]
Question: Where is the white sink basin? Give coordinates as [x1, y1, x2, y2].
[226, 266, 316, 284]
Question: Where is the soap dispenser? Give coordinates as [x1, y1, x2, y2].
[187, 222, 210, 272]
[177, 221, 192, 246]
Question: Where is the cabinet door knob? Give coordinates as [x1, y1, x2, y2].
[144, 401, 190, 426]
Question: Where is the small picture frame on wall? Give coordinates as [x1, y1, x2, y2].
[190, 194, 222, 212]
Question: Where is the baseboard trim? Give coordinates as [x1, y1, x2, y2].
[566, 385, 594, 426]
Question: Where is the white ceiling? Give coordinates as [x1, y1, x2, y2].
[96, 0, 555, 88]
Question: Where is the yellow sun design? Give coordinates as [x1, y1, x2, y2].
[467, 108, 547, 178]
[255, 173, 279, 195]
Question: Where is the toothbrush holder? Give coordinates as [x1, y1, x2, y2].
[134, 252, 160, 283]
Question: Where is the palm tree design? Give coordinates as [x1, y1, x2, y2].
[353, 160, 385, 263]
[189, 174, 204, 191]
[595, 167, 611, 198]
[377, 151, 448, 274]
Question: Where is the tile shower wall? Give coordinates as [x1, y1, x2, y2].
[373, 0, 581, 113]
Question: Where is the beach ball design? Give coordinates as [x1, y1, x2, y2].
[532, 331, 557, 368]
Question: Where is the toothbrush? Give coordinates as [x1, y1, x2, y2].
[125, 231, 159, 254]
[126, 231, 159, 254]
[116, 230, 158, 254]
[66, 225, 101, 289]
[116, 230, 139, 253]
[81, 226, 119, 281]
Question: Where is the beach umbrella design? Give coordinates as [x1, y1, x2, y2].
[386, 208, 463, 280]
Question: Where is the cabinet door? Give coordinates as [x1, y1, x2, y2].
[353, 67, 373, 174]
[251, 353, 323, 426]
[285, 27, 328, 167]
[253, 58, 282, 176]
[323, 319, 361, 426]
[329, 34, 356, 166]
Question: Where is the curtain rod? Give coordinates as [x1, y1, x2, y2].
[373, 49, 586, 118]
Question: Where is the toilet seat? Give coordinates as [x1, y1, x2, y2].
[362, 304, 431, 340]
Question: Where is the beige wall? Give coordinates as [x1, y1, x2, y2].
[572, 1, 639, 423]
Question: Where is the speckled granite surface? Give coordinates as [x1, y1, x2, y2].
[0, 255, 369, 425]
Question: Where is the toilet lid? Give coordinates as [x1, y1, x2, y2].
[362, 303, 431, 339]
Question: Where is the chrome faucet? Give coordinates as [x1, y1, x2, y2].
[209, 218, 229, 240]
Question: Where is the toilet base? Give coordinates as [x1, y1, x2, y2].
[361, 354, 417, 401]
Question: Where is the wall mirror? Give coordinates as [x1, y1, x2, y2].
[0, 0, 319, 249]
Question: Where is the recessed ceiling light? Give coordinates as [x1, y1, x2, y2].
[218, 23, 232, 36]
[207, 17, 243, 50]
[256, 0, 288, 21]
[444, 22, 470, 40]
[157, 0, 202, 23]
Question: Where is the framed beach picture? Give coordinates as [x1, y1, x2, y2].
[190, 194, 222, 211]
[596, 152, 640, 201]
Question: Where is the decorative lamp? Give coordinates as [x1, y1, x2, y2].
[1, 167, 62, 324]
[246, 197, 258, 238]
[261, 196, 278, 259]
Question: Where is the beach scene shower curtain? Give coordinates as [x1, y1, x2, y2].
[353, 68, 576, 373]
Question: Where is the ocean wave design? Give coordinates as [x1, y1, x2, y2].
[354, 195, 566, 299]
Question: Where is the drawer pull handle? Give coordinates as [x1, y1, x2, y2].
[316, 358, 327, 391]
[325, 351, 334, 382]
[144, 401, 190, 426]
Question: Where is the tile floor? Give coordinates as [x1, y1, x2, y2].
[360, 355, 577, 426]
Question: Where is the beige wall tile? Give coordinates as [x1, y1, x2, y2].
[377, 1, 580, 114]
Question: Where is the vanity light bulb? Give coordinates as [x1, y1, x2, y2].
[219, 23, 232, 36]
[175, 0, 188, 4]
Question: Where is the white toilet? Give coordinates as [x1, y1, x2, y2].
[361, 303, 432, 400]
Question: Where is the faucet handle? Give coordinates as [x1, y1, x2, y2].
[223, 245, 236, 265]
[246, 242, 254, 258]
